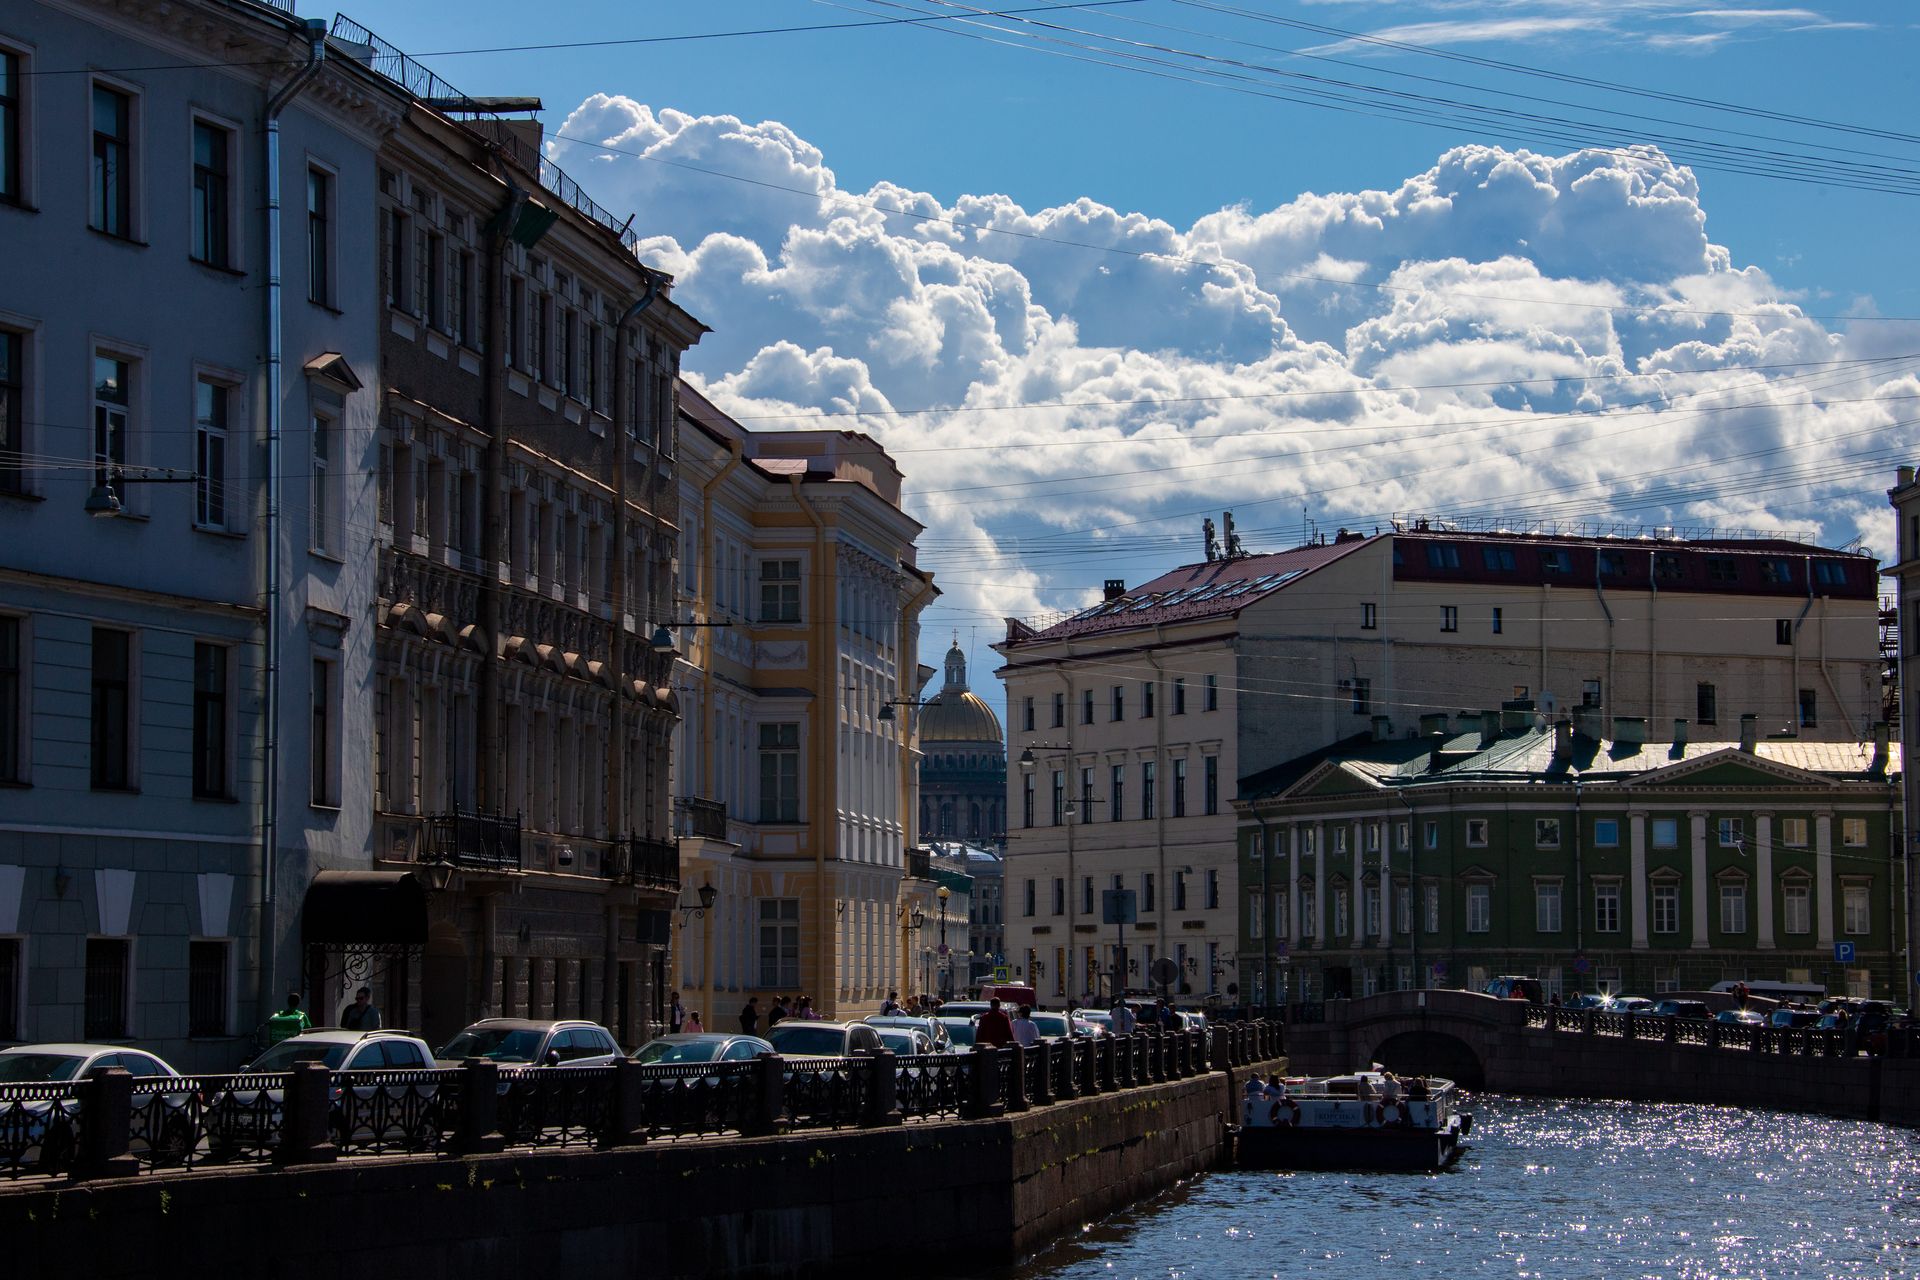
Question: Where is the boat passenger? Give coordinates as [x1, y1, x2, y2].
[1379, 1072, 1402, 1103]
[1408, 1076, 1430, 1102]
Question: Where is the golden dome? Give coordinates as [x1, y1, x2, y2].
[920, 642, 1003, 743]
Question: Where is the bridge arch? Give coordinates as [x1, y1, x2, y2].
[1369, 1029, 1486, 1090]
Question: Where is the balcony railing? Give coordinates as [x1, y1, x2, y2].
[423, 809, 523, 871]
[906, 847, 933, 881]
[678, 796, 727, 841]
[624, 837, 680, 893]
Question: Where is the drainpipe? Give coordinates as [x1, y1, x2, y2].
[258, 18, 328, 1023]
[475, 172, 527, 817]
[1790, 558, 1815, 734]
[1647, 551, 1658, 724]
[788, 474, 830, 1013]
[896, 572, 936, 998]
[1595, 556, 1615, 723]
[698, 437, 745, 791]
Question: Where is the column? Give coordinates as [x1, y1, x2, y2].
[1755, 812, 1775, 950]
[1314, 823, 1328, 948]
[1689, 811, 1710, 949]
[1815, 811, 1835, 947]
[1629, 810, 1649, 948]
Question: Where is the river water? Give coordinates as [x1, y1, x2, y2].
[1003, 1096, 1920, 1279]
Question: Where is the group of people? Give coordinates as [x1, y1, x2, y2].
[731, 993, 828, 1036]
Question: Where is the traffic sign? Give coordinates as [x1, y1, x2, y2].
[1150, 955, 1180, 988]
[1835, 941, 1856, 965]
[1102, 888, 1138, 925]
[992, 965, 1011, 982]
[937, 943, 950, 957]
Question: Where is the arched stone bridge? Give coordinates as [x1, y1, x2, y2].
[1281, 990, 1920, 1122]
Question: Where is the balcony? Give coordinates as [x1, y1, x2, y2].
[423, 808, 522, 871]
[677, 796, 728, 841]
[906, 847, 933, 881]
[622, 837, 681, 893]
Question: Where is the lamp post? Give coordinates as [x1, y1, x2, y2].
[896, 901, 926, 1001]
[937, 884, 952, 999]
[1019, 741, 1081, 998]
[678, 880, 719, 1038]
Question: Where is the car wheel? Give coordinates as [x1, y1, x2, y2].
[40, 1120, 75, 1175]
[155, 1115, 194, 1166]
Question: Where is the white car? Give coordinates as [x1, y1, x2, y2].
[205, 1029, 438, 1156]
[0, 1043, 188, 1171]
[765, 1021, 886, 1060]
[864, 1015, 953, 1051]
[873, 1026, 937, 1056]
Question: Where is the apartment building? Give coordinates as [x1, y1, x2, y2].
[669, 386, 935, 1022]
[1884, 466, 1920, 1012]
[997, 522, 1881, 1008]
[0, 1, 392, 1065]
[1237, 713, 1902, 1003]
[357, 23, 706, 1048]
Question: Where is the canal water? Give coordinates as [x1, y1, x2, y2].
[1003, 1096, 1920, 1279]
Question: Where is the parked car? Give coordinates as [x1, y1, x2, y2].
[1770, 1008, 1822, 1029]
[632, 1033, 773, 1065]
[0, 1044, 188, 1172]
[933, 1016, 980, 1049]
[435, 1019, 622, 1069]
[865, 1015, 953, 1051]
[1562, 993, 1609, 1011]
[930, 1001, 992, 1021]
[205, 1029, 438, 1155]
[1715, 1009, 1766, 1027]
[874, 1027, 936, 1057]
[765, 1021, 886, 1059]
[1484, 976, 1545, 1003]
[1652, 999, 1712, 1020]
[1606, 996, 1657, 1015]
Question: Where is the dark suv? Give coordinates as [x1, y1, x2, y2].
[435, 1019, 622, 1068]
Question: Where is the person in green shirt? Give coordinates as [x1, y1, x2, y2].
[265, 991, 312, 1044]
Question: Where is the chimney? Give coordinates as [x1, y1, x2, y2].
[1612, 716, 1646, 747]
[1572, 706, 1603, 741]
[1103, 579, 1126, 602]
[1456, 711, 1480, 736]
[1418, 712, 1450, 737]
[1739, 713, 1758, 753]
[1553, 718, 1574, 762]
[1902, 465, 1917, 488]
[1873, 720, 1891, 773]
[1479, 710, 1500, 748]
[1500, 698, 1535, 732]
[1371, 715, 1391, 742]
[1672, 718, 1689, 750]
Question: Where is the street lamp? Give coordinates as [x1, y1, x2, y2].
[649, 620, 733, 654]
[677, 879, 719, 1041]
[937, 884, 952, 998]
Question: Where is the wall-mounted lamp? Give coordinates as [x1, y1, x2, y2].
[877, 698, 929, 722]
[83, 465, 199, 519]
[649, 620, 733, 654]
[677, 879, 719, 923]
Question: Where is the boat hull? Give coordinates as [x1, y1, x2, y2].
[1234, 1114, 1469, 1173]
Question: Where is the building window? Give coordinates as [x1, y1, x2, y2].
[1022, 774, 1035, 828]
[1172, 679, 1186, 714]
[1654, 553, 1683, 582]
[1441, 606, 1458, 632]
[1081, 689, 1094, 725]
[1594, 882, 1621, 933]
[93, 354, 130, 492]
[506, 274, 523, 367]
[1299, 886, 1315, 936]
[453, 249, 475, 347]
[1248, 890, 1264, 941]
[1142, 680, 1155, 718]
[1052, 877, 1064, 915]
[1022, 696, 1034, 732]
[1652, 817, 1679, 848]
[91, 84, 133, 237]
[1422, 883, 1439, 933]
[192, 643, 228, 799]
[1051, 770, 1064, 826]
[190, 120, 230, 267]
[1203, 756, 1219, 815]
[1652, 883, 1679, 934]
[84, 938, 130, 1039]
[306, 168, 331, 305]
[1696, 682, 1717, 726]
[1023, 879, 1036, 917]
[1110, 685, 1124, 721]
[1426, 543, 1461, 569]
[1491, 606, 1503, 635]
[1481, 546, 1516, 572]
[1720, 883, 1747, 935]
[1540, 549, 1572, 574]
[1424, 820, 1439, 850]
[1783, 882, 1810, 935]
[1535, 882, 1562, 933]
[1109, 764, 1123, 822]
[1205, 674, 1218, 711]
[1813, 560, 1848, 587]
[1465, 818, 1488, 847]
[1843, 817, 1867, 846]
[1535, 818, 1561, 848]
[1141, 761, 1155, 820]
[758, 722, 799, 821]
[385, 206, 411, 310]
[1781, 817, 1808, 846]
[1797, 689, 1817, 728]
[1364, 883, 1381, 936]
[310, 657, 337, 806]
[194, 378, 229, 529]
[1465, 884, 1490, 933]
[757, 899, 800, 988]
[310, 412, 335, 554]
[426, 231, 445, 331]
[91, 628, 132, 790]
[1142, 872, 1155, 912]
[0, 49, 20, 204]
[0, 616, 17, 783]
[1333, 886, 1349, 936]
[759, 559, 801, 622]
[1350, 677, 1370, 715]
[1759, 557, 1792, 585]
[1843, 883, 1870, 935]
[1582, 679, 1602, 708]
[1718, 817, 1744, 848]
[1394, 884, 1411, 933]
[0, 329, 21, 495]
[1776, 619, 1794, 646]
[1082, 877, 1094, 915]
[1172, 757, 1187, 817]
[188, 940, 228, 1037]
[1333, 826, 1348, 855]
[1051, 692, 1065, 727]
[1593, 819, 1620, 847]
[1361, 602, 1377, 630]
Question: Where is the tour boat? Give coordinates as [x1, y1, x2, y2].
[1233, 1070, 1472, 1172]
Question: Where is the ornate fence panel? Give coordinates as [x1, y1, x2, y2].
[196, 1073, 294, 1163]
[331, 1068, 461, 1156]
[499, 1066, 612, 1148]
[895, 1055, 964, 1121]
[636, 1062, 757, 1138]
[0, 1083, 83, 1179]
[126, 1078, 214, 1169]
[781, 1059, 868, 1130]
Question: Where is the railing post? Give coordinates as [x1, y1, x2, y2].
[1079, 1039, 1098, 1095]
[457, 1058, 506, 1153]
[1623, 1012, 1637, 1042]
[73, 1067, 137, 1181]
[963, 1047, 1005, 1119]
[744, 1053, 785, 1137]
[1030, 1041, 1054, 1106]
[1583, 1010, 1596, 1037]
[862, 1050, 903, 1127]
[1004, 1044, 1030, 1113]
[1706, 1022, 1721, 1050]
[1055, 1039, 1079, 1101]
[603, 1057, 649, 1147]
[1663, 1017, 1678, 1045]
[274, 1061, 339, 1167]
[1098, 1035, 1117, 1090]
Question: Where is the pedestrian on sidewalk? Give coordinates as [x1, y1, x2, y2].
[740, 997, 760, 1035]
[977, 997, 1014, 1048]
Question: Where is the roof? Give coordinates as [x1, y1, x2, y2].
[921, 642, 1003, 742]
[1008, 538, 1374, 644]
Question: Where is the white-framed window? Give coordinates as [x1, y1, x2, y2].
[1719, 882, 1747, 935]
[1361, 602, 1377, 629]
[1593, 819, 1620, 848]
[1595, 965, 1622, 996]
[1247, 890, 1263, 940]
[92, 349, 132, 493]
[1441, 605, 1459, 632]
[1395, 821, 1410, 851]
[1300, 886, 1316, 937]
[1781, 817, 1808, 846]
[1424, 820, 1439, 850]
[1332, 886, 1349, 937]
[309, 410, 336, 555]
[190, 116, 235, 269]
[1843, 882, 1871, 935]
[1535, 818, 1561, 849]
[1363, 883, 1381, 936]
[193, 375, 233, 530]
[1422, 883, 1439, 933]
[1465, 883, 1491, 933]
[1395, 884, 1411, 933]
[1333, 826, 1348, 854]
[1843, 817, 1868, 847]
[1365, 822, 1380, 852]
[306, 164, 334, 306]
[1652, 817, 1679, 848]
[1205, 674, 1218, 711]
[1593, 881, 1621, 933]
[1652, 883, 1679, 934]
[758, 722, 800, 822]
[1204, 756, 1219, 815]
[1535, 881, 1562, 933]
[90, 79, 136, 238]
[1205, 868, 1220, 910]
[1171, 757, 1186, 817]
[760, 559, 801, 623]
[1466, 818, 1489, 847]
[1300, 827, 1316, 855]
[1783, 881, 1811, 935]
[1717, 817, 1744, 848]
[758, 898, 800, 988]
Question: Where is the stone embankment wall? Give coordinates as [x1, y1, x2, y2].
[3, 1057, 1287, 1279]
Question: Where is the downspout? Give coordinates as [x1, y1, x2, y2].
[604, 267, 666, 1030]
[698, 437, 745, 790]
[1595, 555, 1615, 723]
[1816, 596, 1848, 732]
[898, 572, 937, 998]
[789, 473, 831, 1011]
[1647, 551, 1658, 724]
[1792, 556, 1815, 733]
[258, 18, 327, 1021]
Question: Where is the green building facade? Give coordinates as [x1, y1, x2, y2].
[1235, 714, 1903, 1005]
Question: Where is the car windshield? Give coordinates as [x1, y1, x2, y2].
[1031, 1015, 1070, 1036]
[877, 1032, 920, 1053]
[634, 1039, 722, 1064]
[768, 1026, 849, 1056]
[0, 1053, 88, 1082]
[249, 1040, 351, 1072]
[438, 1027, 548, 1063]
[939, 1020, 977, 1047]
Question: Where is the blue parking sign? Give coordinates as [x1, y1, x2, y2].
[1835, 941, 1856, 965]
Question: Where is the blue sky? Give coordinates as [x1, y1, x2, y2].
[353, 2, 1918, 678]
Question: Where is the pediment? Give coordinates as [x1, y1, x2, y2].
[1284, 760, 1383, 800]
[1628, 747, 1834, 790]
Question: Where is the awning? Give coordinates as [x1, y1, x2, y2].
[301, 871, 429, 946]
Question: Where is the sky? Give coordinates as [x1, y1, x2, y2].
[352, 1, 1919, 682]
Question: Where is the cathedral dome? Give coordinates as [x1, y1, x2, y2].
[920, 641, 1003, 744]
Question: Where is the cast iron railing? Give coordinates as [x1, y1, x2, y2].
[625, 836, 681, 892]
[677, 796, 728, 841]
[423, 808, 522, 870]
